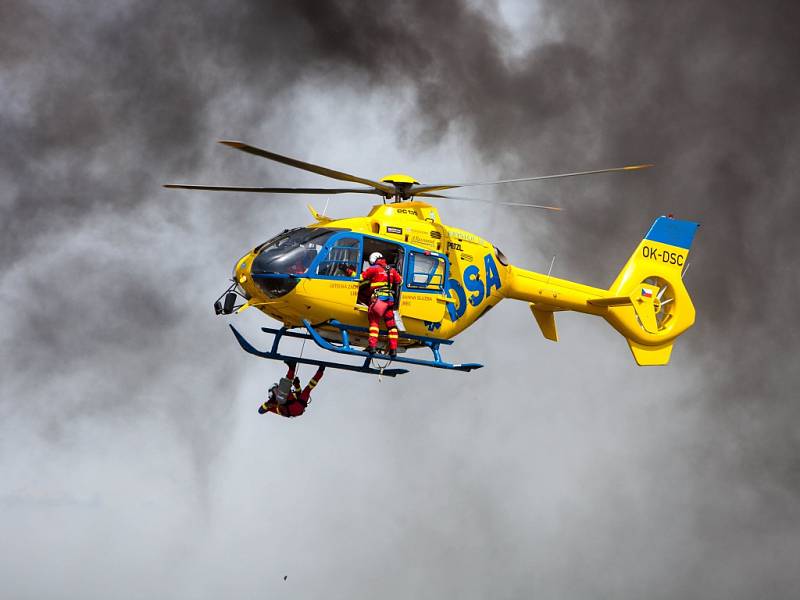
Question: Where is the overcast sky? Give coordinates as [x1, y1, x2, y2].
[2, 1, 800, 598]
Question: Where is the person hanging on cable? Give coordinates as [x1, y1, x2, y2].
[360, 252, 403, 356]
[258, 360, 325, 418]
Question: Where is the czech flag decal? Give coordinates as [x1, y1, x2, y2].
[641, 287, 653, 298]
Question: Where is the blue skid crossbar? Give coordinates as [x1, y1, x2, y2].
[230, 325, 410, 377]
[302, 319, 483, 373]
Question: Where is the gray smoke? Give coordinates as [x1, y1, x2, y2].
[2, 1, 799, 598]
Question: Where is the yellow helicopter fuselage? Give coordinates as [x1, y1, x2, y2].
[231, 201, 699, 366]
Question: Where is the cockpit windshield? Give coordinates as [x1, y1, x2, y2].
[251, 228, 335, 276]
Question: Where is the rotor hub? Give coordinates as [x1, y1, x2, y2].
[380, 173, 419, 201]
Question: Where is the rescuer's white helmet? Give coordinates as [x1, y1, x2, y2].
[368, 252, 383, 265]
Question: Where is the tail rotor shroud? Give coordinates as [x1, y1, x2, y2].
[639, 275, 676, 334]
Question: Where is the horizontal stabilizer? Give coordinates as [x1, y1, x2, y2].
[587, 295, 632, 307]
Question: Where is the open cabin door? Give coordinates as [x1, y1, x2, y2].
[356, 236, 406, 311]
[399, 251, 449, 323]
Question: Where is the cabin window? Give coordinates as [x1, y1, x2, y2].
[407, 252, 446, 292]
[316, 236, 360, 278]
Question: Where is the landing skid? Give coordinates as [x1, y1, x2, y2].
[229, 320, 483, 376]
[302, 320, 482, 372]
[230, 325, 409, 377]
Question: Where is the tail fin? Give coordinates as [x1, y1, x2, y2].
[600, 216, 700, 365]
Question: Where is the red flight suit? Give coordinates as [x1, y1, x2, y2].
[361, 259, 403, 352]
[259, 364, 324, 417]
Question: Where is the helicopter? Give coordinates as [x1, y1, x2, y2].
[165, 141, 700, 377]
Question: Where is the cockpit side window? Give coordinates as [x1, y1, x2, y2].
[316, 236, 360, 278]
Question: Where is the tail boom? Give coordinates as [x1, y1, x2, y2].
[502, 216, 700, 365]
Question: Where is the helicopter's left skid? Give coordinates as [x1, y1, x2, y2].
[228, 320, 483, 376]
[229, 324, 410, 377]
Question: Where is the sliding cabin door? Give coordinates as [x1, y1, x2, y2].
[399, 251, 448, 323]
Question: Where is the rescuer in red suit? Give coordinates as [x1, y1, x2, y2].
[258, 361, 325, 417]
[361, 252, 403, 356]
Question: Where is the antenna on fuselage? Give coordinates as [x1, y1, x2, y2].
[546, 255, 557, 283]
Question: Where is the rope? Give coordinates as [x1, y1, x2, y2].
[296, 337, 307, 377]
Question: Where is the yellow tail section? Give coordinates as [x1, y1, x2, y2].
[503, 216, 700, 366]
[601, 216, 699, 365]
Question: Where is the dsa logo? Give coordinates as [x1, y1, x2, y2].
[446, 254, 501, 321]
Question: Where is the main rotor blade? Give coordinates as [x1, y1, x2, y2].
[418, 192, 562, 211]
[219, 141, 396, 195]
[163, 184, 382, 195]
[411, 163, 654, 195]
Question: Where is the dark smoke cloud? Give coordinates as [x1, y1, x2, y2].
[2, 1, 800, 598]
[465, 0, 800, 508]
[398, 1, 800, 595]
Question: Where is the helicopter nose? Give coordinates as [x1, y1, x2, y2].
[214, 256, 253, 316]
